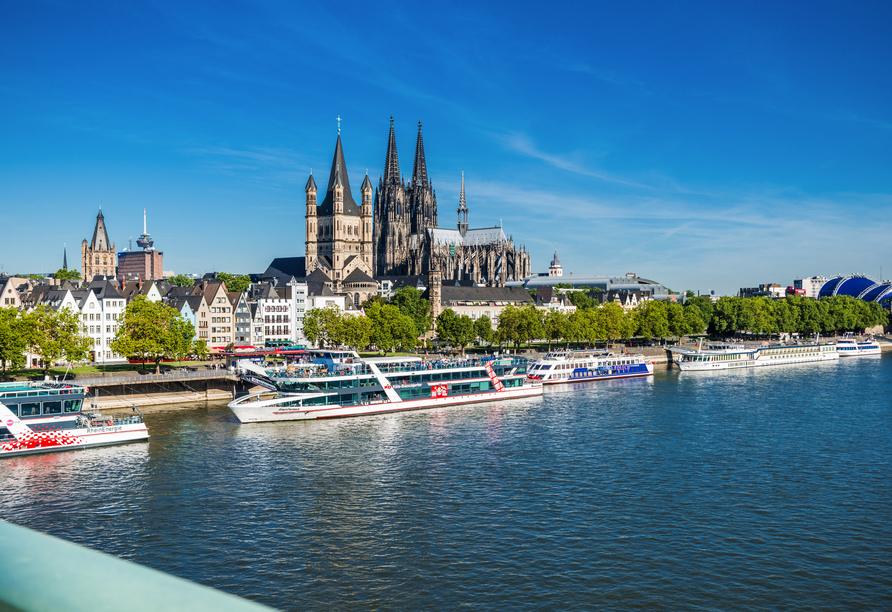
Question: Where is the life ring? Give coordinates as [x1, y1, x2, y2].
[107, 419, 113, 426]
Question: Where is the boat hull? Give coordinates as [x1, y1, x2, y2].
[229, 385, 543, 423]
[0, 424, 149, 458]
[675, 352, 838, 371]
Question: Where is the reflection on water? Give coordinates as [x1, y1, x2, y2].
[1, 355, 890, 611]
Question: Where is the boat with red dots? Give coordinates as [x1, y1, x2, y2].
[0, 381, 148, 457]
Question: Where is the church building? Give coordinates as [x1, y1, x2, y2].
[304, 132, 378, 307]
[373, 119, 531, 285]
[81, 209, 116, 281]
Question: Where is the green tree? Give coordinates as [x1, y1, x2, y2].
[216, 273, 251, 293]
[303, 304, 344, 348]
[749, 297, 777, 335]
[436, 310, 476, 356]
[566, 291, 596, 310]
[110, 296, 198, 373]
[712, 297, 739, 335]
[597, 302, 630, 345]
[0, 307, 28, 372]
[516, 305, 545, 348]
[366, 302, 417, 354]
[542, 309, 570, 351]
[475, 315, 494, 345]
[496, 305, 522, 351]
[342, 315, 372, 350]
[683, 304, 707, 336]
[389, 287, 431, 336]
[666, 302, 690, 337]
[53, 268, 81, 281]
[634, 300, 670, 341]
[686, 296, 715, 331]
[23, 306, 92, 373]
[168, 274, 195, 288]
[361, 294, 387, 309]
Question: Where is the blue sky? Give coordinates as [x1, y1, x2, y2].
[1, 0, 890, 294]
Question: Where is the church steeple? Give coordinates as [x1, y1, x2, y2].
[411, 121, 428, 188]
[457, 171, 469, 237]
[319, 134, 359, 215]
[63, 245, 68, 270]
[91, 209, 112, 251]
[383, 116, 400, 185]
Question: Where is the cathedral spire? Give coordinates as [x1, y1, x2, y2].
[319, 134, 358, 214]
[383, 116, 400, 185]
[411, 121, 428, 188]
[63, 244, 67, 270]
[457, 170, 468, 237]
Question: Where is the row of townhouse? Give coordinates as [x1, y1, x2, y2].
[13, 278, 128, 365]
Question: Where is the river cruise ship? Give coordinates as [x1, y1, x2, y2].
[0, 381, 149, 457]
[228, 351, 542, 423]
[669, 341, 838, 371]
[835, 334, 881, 356]
[527, 350, 654, 384]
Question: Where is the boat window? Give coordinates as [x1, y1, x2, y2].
[64, 400, 82, 413]
[43, 401, 62, 414]
[20, 402, 40, 416]
[5, 404, 18, 416]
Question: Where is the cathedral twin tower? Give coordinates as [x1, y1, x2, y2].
[304, 118, 531, 290]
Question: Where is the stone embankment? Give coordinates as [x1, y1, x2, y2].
[75, 369, 239, 409]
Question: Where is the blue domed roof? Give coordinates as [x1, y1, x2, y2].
[818, 277, 845, 297]
[834, 276, 876, 298]
[861, 282, 892, 303]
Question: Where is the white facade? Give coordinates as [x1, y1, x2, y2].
[794, 276, 831, 299]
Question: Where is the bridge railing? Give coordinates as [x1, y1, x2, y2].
[0, 520, 279, 612]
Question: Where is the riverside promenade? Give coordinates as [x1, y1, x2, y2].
[74, 369, 239, 408]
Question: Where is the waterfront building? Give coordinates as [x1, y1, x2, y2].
[0, 277, 29, 308]
[819, 274, 892, 308]
[738, 284, 785, 299]
[81, 209, 116, 281]
[230, 292, 251, 345]
[794, 276, 832, 299]
[508, 272, 672, 297]
[422, 268, 534, 328]
[534, 287, 577, 314]
[373, 119, 531, 285]
[190, 280, 233, 349]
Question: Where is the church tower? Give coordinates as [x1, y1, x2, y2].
[408, 121, 438, 237]
[81, 208, 116, 281]
[374, 117, 410, 276]
[305, 132, 373, 286]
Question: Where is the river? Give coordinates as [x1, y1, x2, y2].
[2, 355, 890, 611]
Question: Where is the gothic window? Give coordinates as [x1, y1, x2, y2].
[354, 293, 359, 308]
[95, 256, 99, 264]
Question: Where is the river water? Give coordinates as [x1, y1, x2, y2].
[2, 356, 890, 611]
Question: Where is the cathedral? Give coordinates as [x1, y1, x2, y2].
[304, 120, 531, 298]
[372, 119, 531, 285]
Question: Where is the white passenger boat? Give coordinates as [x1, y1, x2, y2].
[526, 350, 654, 385]
[0, 402, 149, 458]
[228, 350, 542, 423]
[835, 334, 881, 356]
[669, 341, 838, 371]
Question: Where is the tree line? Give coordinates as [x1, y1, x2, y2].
[304, 291, 889, 354]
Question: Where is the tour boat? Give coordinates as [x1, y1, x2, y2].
[526, 350, 654, 384]
[669, 341, 839, 371]
[834, 334, 882, 356]
[228, 350, 542, 423]
[0, 400, 149, 458]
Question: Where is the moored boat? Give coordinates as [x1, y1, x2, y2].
[0, 403, 149, 458]
[228, 351, 542, 423]
[526, 349, 654, 384]
[834, 334, 881, 356]
[669, 341, 838, 371]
